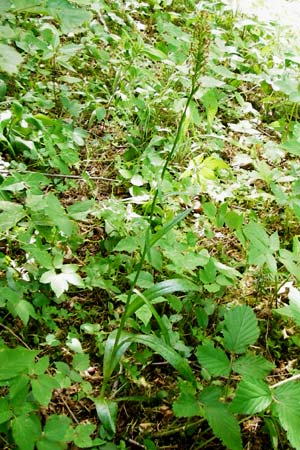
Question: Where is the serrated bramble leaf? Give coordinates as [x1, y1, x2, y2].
[200, 387, 242, 450]
[230, 378, 272, 414]
[173, 381, 201, 417]
[233, 353, 274, 378]
[223, 305, 259, 354]
[273, 381, 300, 450]
[196, 342, 231, 377]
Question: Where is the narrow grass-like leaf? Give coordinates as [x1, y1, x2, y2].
[133, 289, 170, 345]
[102, 330, 132, 380]
[126, 278, 198, 319]
[150, 208, 192, 247]
[222, 305, 259, 354]
[133, 334, 195, 383]
[95, 398, 118, 437]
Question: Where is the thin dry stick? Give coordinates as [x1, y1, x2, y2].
[0, 322, 31, 349]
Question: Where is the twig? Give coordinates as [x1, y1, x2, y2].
[126, 439, 145, 449]
[0, 169, 117, 182]
[0, 322, 31, 349]
[271, 374, 300, 389]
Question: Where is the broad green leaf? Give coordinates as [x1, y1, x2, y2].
[0, 398, 13, 424]
[173, 380, 201, 417]
[0, 44, 23, 74]
[222, 305, 260, 354]
[37, 438, 64, 450]
[201, 88, 218, 130]
[7, 296, 37, 325]
[12, 414, 41, 450]
[47, 0, 93, 34]
[200, 387, 242, 450]
[31, 374, 59, 407]
[43, 414, 71, 441]
[34, 356, 50, 376]
[46, 194, 73, 236]
[128, 271, 154, 289]
[281, 139, 300, 156]
[230, 378, 272, 414]
[232, 353, 274, 378]
[273, 381, 300, 450]
[72, 353, 90, 371]
[133, 334, 195, 382]
[196, 342, 231, 377]
[274, 286, 300, 326]
[67, 199, 96, 220]
[243, 221, 269, 249]
[0, 346, 38, 380]
[73, 423, 96, 447]
[0, 201, 25, 232]
[114, 237, 140, 253]
[95, 398, 118, 437]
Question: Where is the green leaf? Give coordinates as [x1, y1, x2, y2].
[95, 398, 118, 437]
[73, 423, 96, 448]
[173, 380, 201, 417]
[222, 305, 260, 354]
[46, 194, 73, 236]
[133, 334, 195, 382]
[114, 236, 140, 253]
[12, 414, 41, 450]
[273, 381, 300, 450]
[0, 201, 25, 232]
[0, 398, 13, 424]
[200, 387, 242, 450]
[47, 0, 93, 34]
[0, 44, 23, 74]
[103, 330, 132, 380]
[0, 346, 38, 380]
[232, 353, 274, 378]
[31, 374, 59, 407]
[230, 378, 272, 414]
[150, 209, 192, 247]
[72, 353, 90, 371]
[43, 414, 71, 441]
[126, 278, 198, 319]
[196, 342, 231, 377]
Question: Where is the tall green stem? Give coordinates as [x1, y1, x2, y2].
[100, 12, 211, 397]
